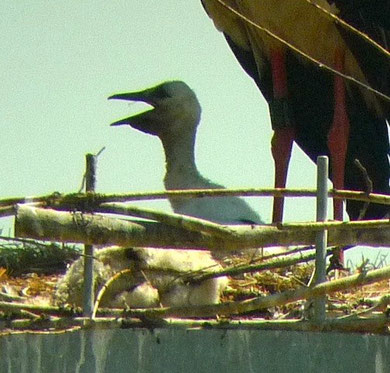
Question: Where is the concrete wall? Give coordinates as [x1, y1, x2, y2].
[1, 328, 389, 373]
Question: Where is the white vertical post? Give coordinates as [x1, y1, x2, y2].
[313, 156, 328, 322]
[83, 153, 96, 317]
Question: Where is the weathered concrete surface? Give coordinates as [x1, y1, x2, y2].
[1, 328, 389, 373]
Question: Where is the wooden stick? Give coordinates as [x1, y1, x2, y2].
[97, 203, 237, 238]
[15, 205, 390, 249]
[185, 247, 335, 283]
[1, 315, 389, 334]
[118, 264, 390, 318]
[2, 188, 389, 209]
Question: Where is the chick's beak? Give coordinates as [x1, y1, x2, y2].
[108, 86, 157, 106]
[108, 87, 161, 135]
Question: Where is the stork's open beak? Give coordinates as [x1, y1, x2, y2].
[108, 87, 163, 135]
[108, 86, 158, 106]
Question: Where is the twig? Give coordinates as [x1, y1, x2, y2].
[278, 220, 390, 231]
[354, 159, 373, 220]
[185, 247, 338, 283]
[97, 203, 238, 238]
[1, 315, 389, 334]
[1, 188, 389, 210]
[0, 301, 80, 317]
[15, 205, 390, 249]
[95, 147, 106, 157]
[92, 269, 132, 319]
[0, 292, 27, 302]
[0, 205, 16, 218]
[340, 294, 390, 320]
[251, 245, 315, 262]
[118, 264, 390, 318]
[78, 147, 105, 193]
[0, 236, 50, 248]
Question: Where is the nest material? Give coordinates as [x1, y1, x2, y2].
[53, 246, 228, 308]
[0, 244, 389, 329]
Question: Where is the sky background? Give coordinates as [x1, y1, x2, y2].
[0, 1, 387, 265]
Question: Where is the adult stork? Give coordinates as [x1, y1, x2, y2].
[108, 80, 264, 225]
[201, 0, 390, 222]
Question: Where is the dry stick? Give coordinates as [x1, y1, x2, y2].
[78, 147, 105, 193]
[0, 202, 45, 218]
[14, 205, 222, 249]
[0, 303, 40, 320]
[331, 190, 390, 206]
[1, 188, 389, 210]
[354, 159, 373, 220]
[118, 264, 390, 318]
[0, 301, 79, 316]
[0, 311, 386, 335]
[0, 205, 16, 218]
[51, 188, 319, 209]
[251, 245, 315, 263]
[0, 292, 27, 302]
[339, 294, 390, 319]
[0, 194, 61, 207]
[123, 314, 390, 334]
[3, 315, 390, 335]
[278, 219, 390, 231]
[0, 235, 52, 248]
[185, 246, 339, 284]
[92, 269, 132, 319]
[97, 203, 238, 238]
[14, 205, 390, 249]
[96, 203, 390, 235]
[214, 0, 390, 103]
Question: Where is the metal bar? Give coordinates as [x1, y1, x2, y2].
[313, 156, 329, 322]
[83, 153, 96, 317]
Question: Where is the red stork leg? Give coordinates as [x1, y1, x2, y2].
[328, 48, 350, 265]
[328, 48, 350, 222]
[272, 127, 294, 223]
[270, 48, 295, 223]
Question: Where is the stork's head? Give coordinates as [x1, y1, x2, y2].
[108, 81, 201, 138]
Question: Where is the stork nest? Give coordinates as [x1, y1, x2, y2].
[0, 241, 388, 323]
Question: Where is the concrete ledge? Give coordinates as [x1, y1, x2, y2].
[1, 328, 389, 373]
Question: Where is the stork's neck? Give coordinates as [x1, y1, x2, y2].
[160, 130, 199, 189]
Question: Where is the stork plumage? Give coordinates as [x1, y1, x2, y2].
[109, 80, 264, 225]
[201, 0, 390, 222]
[55, 246, 228, 308]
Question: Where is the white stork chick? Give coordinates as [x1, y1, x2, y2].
[54, 246, 228, 308]
[54, 82, 267, 309]
[108, 81, 264, 225]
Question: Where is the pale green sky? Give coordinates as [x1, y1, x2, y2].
[0, 1, 384, 263]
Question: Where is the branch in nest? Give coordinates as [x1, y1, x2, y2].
[354, 159, 373, 220]
[185, 247, 337, 284]
[111, 263, 390, 319]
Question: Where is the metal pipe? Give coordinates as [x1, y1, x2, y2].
[313, 156, 329, 322]
[83, 153, 96, 317]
